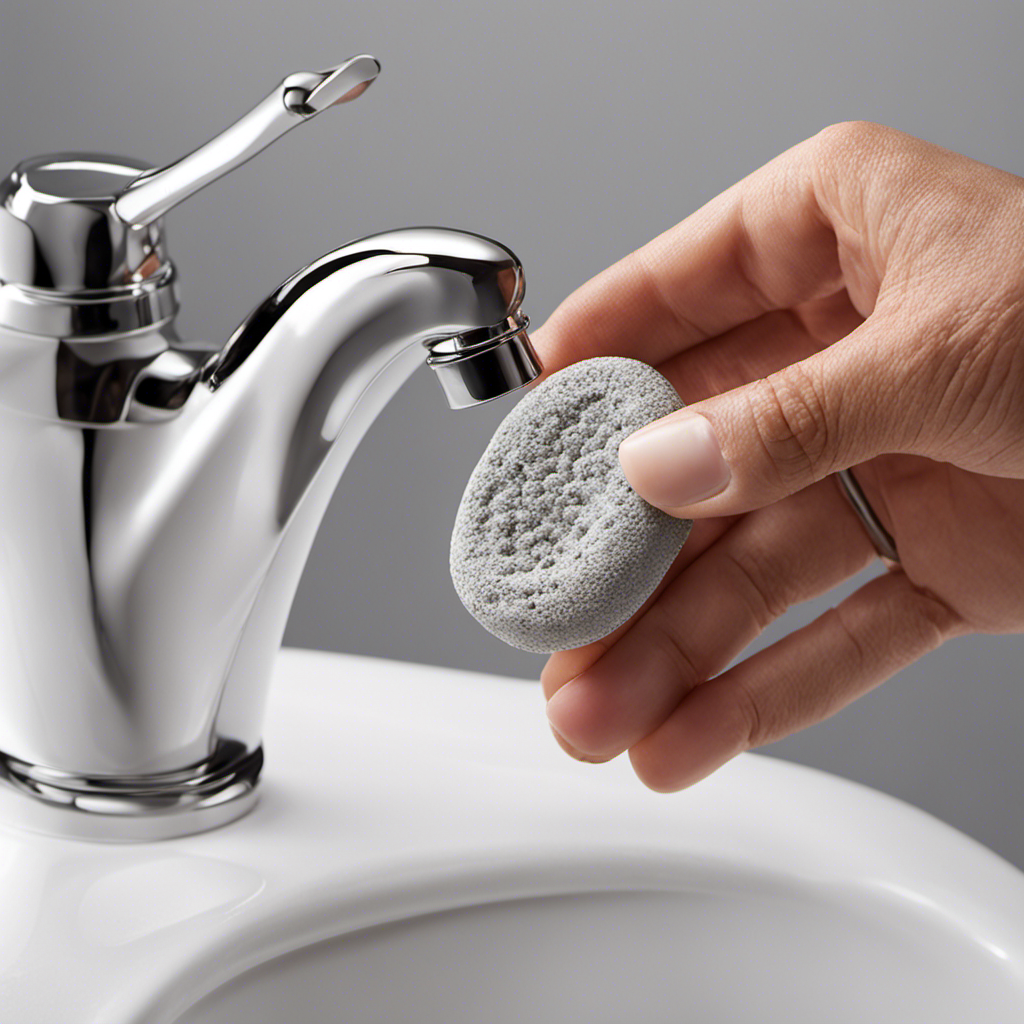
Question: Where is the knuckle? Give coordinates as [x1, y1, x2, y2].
[746, 365, 835, 486]
[827, 604, 870, 676]
[721, 547, 788, 631]
[803, 121, 918, 221]
[644, 607, 704, 689]
[732, 679, 767, 750]
[831, 579, 959, 673]
[810, 120, 895, 164]
[904, 583, 963, 647]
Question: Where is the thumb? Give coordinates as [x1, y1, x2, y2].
[619, 318, 924, 518]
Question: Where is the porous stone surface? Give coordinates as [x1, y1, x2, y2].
[450, 356, 692, 652]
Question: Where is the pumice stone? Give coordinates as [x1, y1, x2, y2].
[450, 356, 693, 653]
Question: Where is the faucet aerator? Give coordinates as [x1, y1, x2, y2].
[426, 312, 540, 409]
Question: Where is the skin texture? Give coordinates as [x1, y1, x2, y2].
[533, 121, 1024, 789]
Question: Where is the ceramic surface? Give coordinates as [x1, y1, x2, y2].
[1, 649, 1023, 1023]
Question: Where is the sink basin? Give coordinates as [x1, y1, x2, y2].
[2, 649, 1024, 1022]
[185, 884, 1023, 1023]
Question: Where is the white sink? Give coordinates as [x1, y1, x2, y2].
[2, 649, 1024, 1023]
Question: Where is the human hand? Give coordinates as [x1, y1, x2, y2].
[534, 121, 1024, 790]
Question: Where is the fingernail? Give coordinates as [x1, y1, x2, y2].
[548, 724, 614, 763]
[619, 413, 730, 508]
[547, 685, 615, 764]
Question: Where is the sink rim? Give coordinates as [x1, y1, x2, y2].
[1, 647, 1022, 1023]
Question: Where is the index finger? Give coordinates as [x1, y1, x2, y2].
[531, 127, 848, 377]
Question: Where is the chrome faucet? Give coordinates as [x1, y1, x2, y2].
[0, 55, 540, 841]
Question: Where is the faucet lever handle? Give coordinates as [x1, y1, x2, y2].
[285, 57, 380, 113]
[113, 54, 381, 229]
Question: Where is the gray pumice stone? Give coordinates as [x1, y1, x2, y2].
[450, 356, 692, 653]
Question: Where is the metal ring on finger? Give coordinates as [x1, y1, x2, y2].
[835, 467, 900, 564]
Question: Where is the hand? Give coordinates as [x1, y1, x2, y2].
[533, 121, 1024, 790]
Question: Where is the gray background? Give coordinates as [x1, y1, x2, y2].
[2, 1, 1022, 864]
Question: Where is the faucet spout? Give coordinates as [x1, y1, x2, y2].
[0, 227, 539, 840]
[206, 227, 538, 525]
[207, 227, 537, 521]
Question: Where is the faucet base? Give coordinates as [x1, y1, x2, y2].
[0, 741, 262, 842]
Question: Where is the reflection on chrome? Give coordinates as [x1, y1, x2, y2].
[0, 56, 540, 839]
